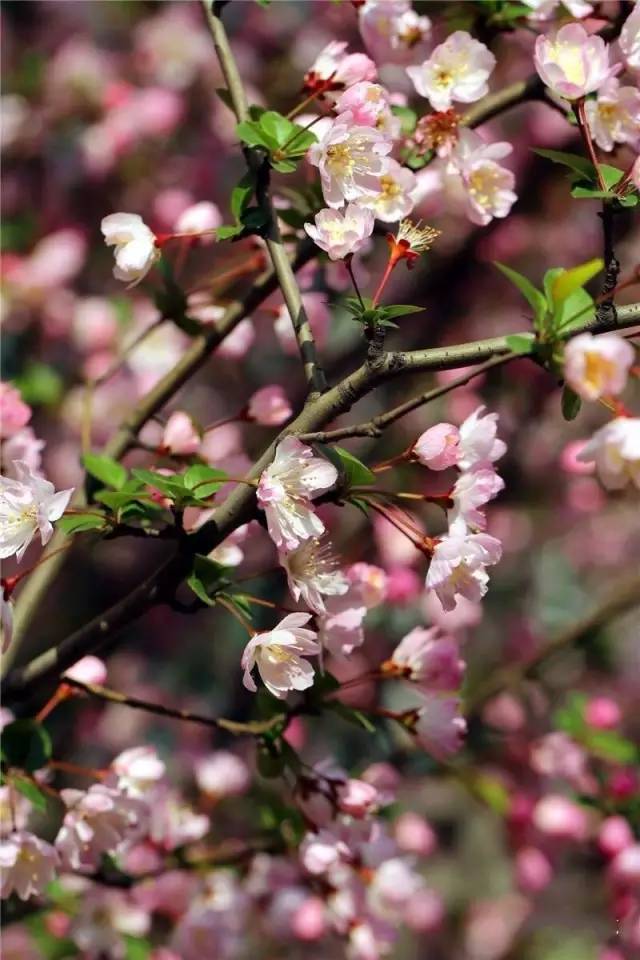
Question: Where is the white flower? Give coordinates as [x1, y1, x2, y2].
[413, 696, 467, 759]
[406, 31, 495, 111]
[534, 24, 617, 101]
[564, 332, 634, 401]
[101, 212, 159, 285]
[577, 417, 640, 491]
[0, 831, 58, 900]
[585, 78, 640, 152]
[357, 158, 419, 223]
[426, 524, 502, 611]
[280, 538, 349, 614]
[110, 746, 166, 798]
[523, 0, 593, 19]
[304, 41, 377, 94]
[241, 612, 321, 699]
[174, 201, 222, 237]
[55, 784, 148, 872]
[620, 4, 640, 73]
[0, 461, 73, 562]
[445, 129, 517, 227]
[359, 1, 432, 66]
[257, 437, 337, 551]
[450, 464, 505, 531]
[457, 405, 506, 471]
[307, 112, 393, 209]
[304, 204, 374, 260]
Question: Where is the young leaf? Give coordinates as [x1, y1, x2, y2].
[495, 262, 547, 328]
[82, 453, 127, 490]
[230, 172, 255, 220]
[561, 385, 582, 421]
[332, 446, 376, 488]
[186, 554, 230, 606]
[183, 465, 228, 499]
[1, 720, 52, 772]
[57, 512, 108, 535]
[216, 224, 244, 241]
[533, 148, 594, 179]
[381, 304, 424, 319]
[11, 775, 48, 812]
[550, 258, 603, 306]
[554, 288, 595, 332]
[505, 333, 535, 355]
[259, 110, 294, 147]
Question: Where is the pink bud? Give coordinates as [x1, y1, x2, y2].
[585, 696, 621, 730]
[608, 768, 638, 801]
[247, 385, 292, 426]
[162, 411, 200, 455]
[63, 656, 107, 686]
[515, 847, 553, 893]
[560, 440, 595, 475]
[394, 812, 436, 856]
[482, 693, 526, 733]
[337, 778, 379, 818]
[413, 422, 460, 470]
[384, 566, 422, 604]
[291, 896, 326, 941]
[598, 817, 634, 859]
[403, 888, 444, 932]
[0, 383, 31, 439]
[610, 845, 640, 889]
[533, 794, 589, 842]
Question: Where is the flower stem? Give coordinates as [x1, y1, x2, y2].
[573, 98, 606, 192]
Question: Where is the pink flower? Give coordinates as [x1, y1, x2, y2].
[413, 695, 467, 759]
[451, 464, 505, 531]
[248, 385, 292, 426]
[413, 422, 460, 470]
[394, 812, 436, 856]
[390, 626, 465, 690]
[598, 816, 634, 859]
[110, 746, 166, 797]
[530, 732, 589, 787]
[534, 24, 618, 101]
[304, 41, 377, 94]
[318, 564, 385, 656]
[101, 213, 159, 286]
[0, 461, 73, 562]
[585, 696, 621, 730]
[161, 411, 201, 455]
[515, 847, 553, 893]
[174, 201, 222, 241]
[357, 159, 419, 223]
[241, 612, 321, 699]
[280, 538, 348, 614]
[307, 113, 393, 209]
[406, 31, 495, 111]
[62, 655, 107, 686]
[55, 785, 148, 871]
[2, 428, 44, 476]
[300, 826, 351, 876]
[620, 5, 640, 73]
[577, 417, 640, 490]
[369, 858, 424, 919]
[425, 525, 502, 611]
[457, 405, 507, 471]
[304, 204, 374, 260]
[337, 779, 379, 818]
[445, 129, 517, 227]
[532, 794, 588, 841]
[334, 82, 400, 138]
[359, 2, 432, 66]
[523, 0, 593, 18]
[147, 786, 210, 851]
[564, 332, 634, 401]
[0, 383, 31, 439]
[257, 437, 337, 551]
[195, 751, 250, 798]
[585, 79, 640, 152]
[0, 831, 59, 900]
[610, 845, 640, 889]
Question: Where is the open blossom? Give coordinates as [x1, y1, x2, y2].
[257, 437, 337, 551]
[413, 422, 460, 470]
[318, 564, 386, 657]
[451, 465, 505, 531]
[357, 159, 418, 222]
[369, 858, 424, 920]
[426, 524, 503, 611]
[0, 461, 73, 562]
[406, 31, 495, 111]
[523, 0, 593, 18]
[195, 751, 250, 798]
[307, 113, 393, 209]
[304, 204, 374, 261]
[334, 82, 400, 139]
[241, 612, 321, 699]
[248, 385, 292, 426]
[174, 201, 222, 239]
[445, 129, 516, 227]
[2, 428, 45, 476]
[0, 831, 59, 900]
[620, 4, 640, 73]
[585, 78, 640, 152]
[389, 626, 464, 690]
[0, 383, 31, 439]
[534, 24, 618, 101]
[458, 405, 506, 471]
[161, 411, 201, 455]
[359, 1, 431, 66]
[304, 41, 376, 95]
[386, 219, 441, 268]
[110, 746, 166, 797]
[280, 538, 348, 614]
[148, 786, 210, 851]
[101, 212, 159, 285]
[564, 332, 634, 401]
[337, 779, 380, 819]
[412, 695, 467, 759]
[577, 417, 640, 490]
[55, 785, 148, 872]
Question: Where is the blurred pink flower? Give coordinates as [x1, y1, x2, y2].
[248, 385, 292, 426]
[0, 383, 31, 439]
[413, 695, 467, 759]
[162, 412, 201, 456]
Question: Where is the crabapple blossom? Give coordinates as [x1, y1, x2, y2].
[110, 746, 166, 797]
[619, 4, 640, 73]
[0, 383, 31, 439]
[523, 0, 593, 18]
[357, 159, 419, 223]
[412, 695, 467, 759]
[0, 831, 59, 900]
[564, 332, 634, 401]
[195, 751, 251, 798]
[334, 83, 400, 139]
[304, 41, 377, 95]
[161, 411, 201, 455]
[394, 812, 436, 857]
[241, 612, 321, 699]
[413, 422, 460, 470]
[585, 696, 621, 730]
[304, 204, 375, 261]
[0, 461, 73, 562]
[610, 845, 640, 889]
[0, 786, 32, 836]
[337, 779, 380, 818]
[174, 201, 222, 238]
[515, 847, 553, 894]
[2, 428, 45, 476]
[55, 785, 148, 872]
[148, 786, 210, 851]
[577, 417, 640, 490]
[450, 465, 505, 531]
[317, 564, 386, 657]
[458, 405, 507, 471]
[585, 79, 640, 152]
[256, 437, 337, 551]
[445, 129, 517, 227]
[307, 113, 393, 209]
[534, 24, 618, 101]
[101, 212, 159, 285]
[425, 523, 503, 611]
[359, 1, 431, 66]
[532, 794, 588, 841]
[279, 537, 348, 614]
[62, 655, 107, 686]
[406, 32, 496, 112]
[389, 626, 465, 690]
[368, 858, 424, 920]
[247, 385, 292, 426]
[530, 732, 589, 788]
[599, 817, 634, 859]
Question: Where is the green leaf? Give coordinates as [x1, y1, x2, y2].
[131, 468, 185, 498]
[618, 192, 639, 208]
[583, 730, 637, 765]
[11, 775, 48, 812]
[186, 554, 230, 606]
[599, 164, 624, 190]
[260, 110, 294, 146]
[495, 262, 547, 329]
[571, 186, 617, 200]
[236, 119, 273, 150]
[391, 105, 417, 136]
[533, 148, 594, 179]
[241, 207, 271, 231]
[57, 512, 108, 534]
[555, 287, 595, 332]
[505, 333, 535, 355]
[327, 701, 376, 733]
[561, 385, 582, 421]
[272, 158, 298, 174]
[381, 304, 424, 319]
[1, 720, 52, 772]
[551, 258, 603, 306]
[82, 453, 128, 490]
[123, 936, 152, 960]
[183, 465, 228, 499]
[14, 362, 64, 407]
[325, 445, 375, 488]
[216, 224, 244, 240]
